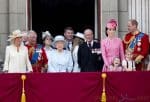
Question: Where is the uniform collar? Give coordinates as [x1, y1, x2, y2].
[132, 30, 140, 35]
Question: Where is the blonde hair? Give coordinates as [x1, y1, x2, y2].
[72, 37, 84, 52]
[129, 19, 138, 28]
[125, 49, 133, 54]
[111, 57, 121, 67]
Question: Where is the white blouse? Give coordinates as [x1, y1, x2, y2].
[122, 59, 136, 71]
[44, 46, 53, 61]
[3, 45, 32, 73]
[72, 45, 80, 72]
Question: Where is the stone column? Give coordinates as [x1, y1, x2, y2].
[118, 0, 128, 39]
[9, 0, 27, 32]
[0, 0, 9, 61]
[0, 0, 27, 61]
[101, 0, 118, 39]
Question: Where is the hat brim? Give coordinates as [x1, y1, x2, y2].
[7, 35, 24, 41]
[52, 40, 66, 48]
[74, 35, 84, 39]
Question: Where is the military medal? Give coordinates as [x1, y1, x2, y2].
[92, 49, 95, 54]
[137, 47, 141, 52]
[97, 48, 101, 54]
[137, 39, 141, 52]
[137, 41, 141, 46]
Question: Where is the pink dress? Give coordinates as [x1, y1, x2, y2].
[108, 65, 123, 72]
[101, 37, 125, 72]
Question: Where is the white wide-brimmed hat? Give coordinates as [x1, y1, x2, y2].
[74, 32, 84, 39]
[42, 31, 53, 40]
[7, 30, 24, 41]
[52, 35, 66, 47]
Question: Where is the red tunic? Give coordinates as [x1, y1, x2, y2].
[123, 32, 149, 70]
[26, 44, 48, 73]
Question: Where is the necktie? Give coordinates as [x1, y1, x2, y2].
[68, 42, 72, 51]
[88, 43, 92, 49]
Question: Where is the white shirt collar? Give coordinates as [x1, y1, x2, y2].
[87, 40, 94, 46]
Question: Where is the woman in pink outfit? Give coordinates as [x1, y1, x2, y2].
[101, 19, 125, 72]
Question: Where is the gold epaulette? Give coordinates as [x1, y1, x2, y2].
[123, 35, 135, 44]
[29, 47, 35, 56]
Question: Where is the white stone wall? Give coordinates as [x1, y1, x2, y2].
[0, 0, 26, 60]
[101, 0, 129, 39]
[128, 0, 150, 35]
[118, 0, 129, 39]
[9, 0, 27, 32]
[0, 0, 9, 60]
[101, 0, 118, 39]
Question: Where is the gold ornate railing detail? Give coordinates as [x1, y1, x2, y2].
[101, 73, 107, 102]
[21, 75, 26, 102]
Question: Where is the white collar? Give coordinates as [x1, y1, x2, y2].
[87, 40, 94, 46]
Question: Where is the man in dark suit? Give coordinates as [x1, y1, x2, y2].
[78, 28, 104, 72]
[64, 26, 74, 51]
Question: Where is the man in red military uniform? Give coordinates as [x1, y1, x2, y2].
[26, 30, 48, 73]
[123, 19, 149, 71]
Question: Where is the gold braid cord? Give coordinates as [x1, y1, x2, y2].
[123, 35, 135, 45]
[28, 47, 35, 57]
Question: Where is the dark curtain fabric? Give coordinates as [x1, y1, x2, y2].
[0, 72, 150, 102]
[106, 72, 150, 101]
[32, 0, 94, 43]
[0, 74, 22, 102]
[25, 73, 101, 102]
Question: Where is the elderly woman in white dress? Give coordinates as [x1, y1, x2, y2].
[47, 35, 73, 72]
[3, 30, 32, 73]
[72, 32, 84, 72]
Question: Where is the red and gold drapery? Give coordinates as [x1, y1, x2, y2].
[0, 72, 150, 102]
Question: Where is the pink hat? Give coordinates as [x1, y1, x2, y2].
[106, 19, 117, 29]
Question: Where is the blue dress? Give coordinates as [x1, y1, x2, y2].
[47, 49, 73, 72]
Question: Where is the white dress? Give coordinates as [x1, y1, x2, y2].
[3, 45, 32, 73]
[44, 46, 53, 61]
[72, 45, 80, 72]
[47, 50, 73, 72]
[44, 46, 53, 72]
[108, 65, 123, 72]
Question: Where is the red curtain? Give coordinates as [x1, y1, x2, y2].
[0, 74, 22, 102]
[0, 72, 150, 102]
